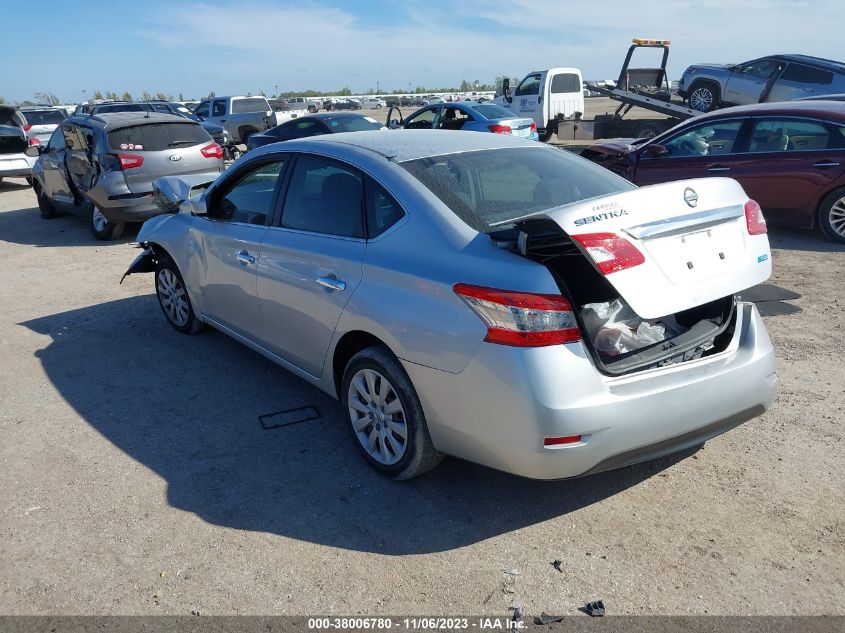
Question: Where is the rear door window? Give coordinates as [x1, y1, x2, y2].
[281, 156, 364, 238]
[780, 64, 834, 85]
[366, 180, 405, 238]
[749, 119, 832, 152]
[231, 98, 270, 113]
[550, 73, 581, 93]
[107, 122, 210, 151]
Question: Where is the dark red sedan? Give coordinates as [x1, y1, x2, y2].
[581, 100, 845, 242]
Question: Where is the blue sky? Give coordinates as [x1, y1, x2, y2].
[1, 0, 842, 103]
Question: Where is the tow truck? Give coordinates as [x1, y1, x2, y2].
[532, 39, 703, 141]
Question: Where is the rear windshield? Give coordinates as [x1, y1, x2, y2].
[550, 73, 581, 94]
[0, 109, 23, 127]
[470, 104, 519, 119]
[108, 122, 210, 151]
[402, 147, 635, 232]
[22, 110, 66, 125]
[325, 116, 384, 132]
[231, 98, 270, 114]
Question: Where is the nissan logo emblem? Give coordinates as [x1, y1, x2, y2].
[684, 187, 698, 207]
[169, 154, 182, 162]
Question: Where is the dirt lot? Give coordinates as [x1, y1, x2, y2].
[0, 169, 843, 617]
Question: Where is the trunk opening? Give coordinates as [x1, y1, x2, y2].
[498, 220, 738, 376]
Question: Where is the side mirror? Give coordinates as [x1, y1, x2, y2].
[186, 197, 207, 216]
[25, 145, 43, 157]
[644, 143, 669, 158]
[153, 175, 213, 214]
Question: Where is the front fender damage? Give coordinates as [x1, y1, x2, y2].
[120, 246, 158, 284]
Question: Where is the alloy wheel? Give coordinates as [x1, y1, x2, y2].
[347, 368, 408, 465]
[829, 196, 845, 238]
[91, 206, 108, 233]
[157, 269, 190, 327]
[690, 87, 714, 112]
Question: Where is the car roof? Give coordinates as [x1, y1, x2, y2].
[275, 128, 539, 162]
[65, 111, 191, 130]
[691, 99, 845, 124]
[771, 54, 845, 74]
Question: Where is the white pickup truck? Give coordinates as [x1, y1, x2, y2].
[495, 68, 585, 141]
[194, 96, 275, 144]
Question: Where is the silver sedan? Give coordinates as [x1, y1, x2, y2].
[124, 130, 777, 480]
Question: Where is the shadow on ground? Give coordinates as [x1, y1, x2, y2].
[21, 296, 694, 555]
[768, 226, 845, 254]
[0, 205, 139, 247]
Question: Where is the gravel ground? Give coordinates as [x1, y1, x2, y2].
[0, 175, 842, 617]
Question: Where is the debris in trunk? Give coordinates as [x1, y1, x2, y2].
[552, 560, 563, 573]
[581, 298, 686, 356]
[534, 612, 566, 625]
[581, 600, 606, 617]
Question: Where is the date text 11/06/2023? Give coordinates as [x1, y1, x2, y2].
[307, 617, 526, 630]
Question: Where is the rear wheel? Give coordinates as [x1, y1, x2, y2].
[341, 345, 443, 480]
[687, 82, 719, 112]
[818, 187, 845, 243]
[89, 205, 125, 240]
[155, 255, 204, 334]
[634, 122, 664, 139]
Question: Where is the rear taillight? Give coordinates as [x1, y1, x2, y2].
[117, 154, 144, 169]
[200, 143, 224, 159]
[570, 232, 645, 275]
[488, 124, 512, 134]
[544, 435, 582, 447]
[23, 124, 33, 132]
[744, 199, 767, 235]
[453, 283, 581, 347]
[530, 122, 537, 131]
[28, 136, 41, 146]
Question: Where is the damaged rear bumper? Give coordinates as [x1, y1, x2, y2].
[402, 301, 777, 480]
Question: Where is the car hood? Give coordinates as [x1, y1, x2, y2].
[687, 63, 732, 71]
[584, 139, 641, 157]
[200, 121, 225, 133]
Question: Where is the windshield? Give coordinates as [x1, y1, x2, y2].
[108, 122, 210, 151]
[402, 147, 635, 232]
[176, 106, 201, 122]
[22, 110, 66, 125]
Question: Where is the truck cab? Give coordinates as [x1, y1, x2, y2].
[495, 68, 584, 141]
[193, 96, 275, 144]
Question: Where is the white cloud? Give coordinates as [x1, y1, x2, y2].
[135, 0, 844, 93]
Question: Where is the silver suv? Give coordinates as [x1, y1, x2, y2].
[28, 112, 224, 239]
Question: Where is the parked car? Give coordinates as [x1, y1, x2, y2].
[193, 96, 275, 144]
[28, 112, 223, 239]
[18, 106, 67, 145]
[246, 112, 385, 150]
[123, 130, 775, 480]
[0, 106, 37, 184]
[326, 99, 362, 111]
[360, 97, 387, 109]
[802, 94, 845, 102]
[580, 100, 845, 242]
[392, 101, 538, 140]
[285, 97, 320, 113]
[679, 54, 845, 112]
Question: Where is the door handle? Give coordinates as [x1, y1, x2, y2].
[813, 161, 840, 168]
[707, 165, 731, 172]
[316, 276, 346, 291]
[236, 250, 255, 265]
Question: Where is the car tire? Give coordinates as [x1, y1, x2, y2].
[341, 345, 444, 480]
[89, 205, 125, 240]
[36, 185, 57, 219]
[154, 254, 204, 334]
[687, 82, 719, 112]
[818, 186, 845, 243]
[375, 104, 382, 109]
[634, 122, 664, 139]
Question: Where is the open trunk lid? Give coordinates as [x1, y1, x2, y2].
[516, 178, 771, 319]
[0, 124, 27, 155]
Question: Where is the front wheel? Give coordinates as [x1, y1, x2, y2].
[818, 187, 845, 243]
[90, 205, 125, 240]
[687, 83, 719, 112]
[155, 256, 204, 334]
[341, 345, 443, 480]
[375, 104, 382, 109]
